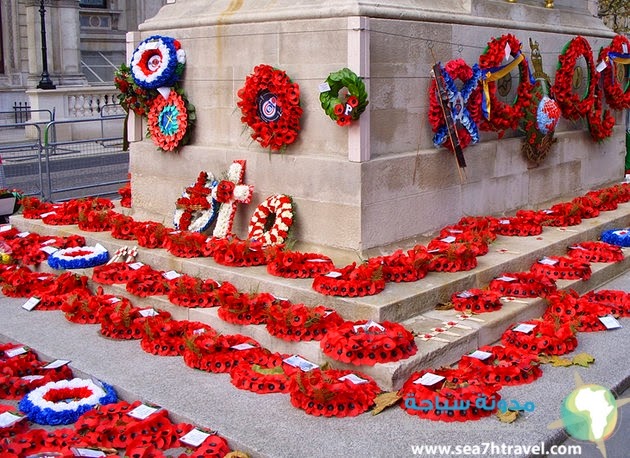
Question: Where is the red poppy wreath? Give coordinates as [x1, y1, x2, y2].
[478, 34, 533, 134]
[237, 64, 302, 151]
[598, 34, 630, 110]
[551, 36, 597, 120]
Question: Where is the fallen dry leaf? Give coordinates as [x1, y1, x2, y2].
[371, 391, 402, 416]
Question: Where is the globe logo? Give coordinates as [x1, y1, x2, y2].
[560, 384, 618, 443]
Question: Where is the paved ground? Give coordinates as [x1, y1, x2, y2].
[0, 271, 629, 457]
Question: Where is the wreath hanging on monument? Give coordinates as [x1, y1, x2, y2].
[173, 171, 219, 232]
[428, 59, 482, 152]
[237, 64, 303, 151]
[147, 89, 195, 152]
[319, 68, 369, 126]
[586, 84, 615, 142]
[478, 34, 533, 134]
[551, 36, 597, 120]
[598, 34, 630, 110]
[130, 35, 186, 90]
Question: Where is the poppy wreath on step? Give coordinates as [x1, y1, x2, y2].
[0, 358, 74, 400]
[478, 34, 533, 134]
[164, 230, 207, 258]
[19, 196, 53, 219]
[229, 353, 293, 394]
[551, 36, 597, 120]
[18, 378, 117, 425]
[427, 242, 478, 272]
[571, 195, 601, 219]
[289, 368, 380, 417]
[367, 247, 432, 283]
[0, 404, 28, 436]
[133, 221, 169, 248]
[489, 271, 557, 298]
[36, 273, 89, 311]
[166, 274, 221, 308]
[47, 245, 109, 270]
[60, 288, 98, 324]
[77, 208, 113, 232]
[125, 267, 170, 297]
[265, 302, 344, 342]
[501, 318, 578, 356]
[139, 315, 187, 357]
[217, 291, 275, 325]
[319, 68, 369, 126]
[110, 213, 139, 240]
[210, 236, 267, 267]
[539, 202, 583, 227]
[429, 233, 489, 257]
[529, 255, 592, 281]
[567, 241, 624, 263]
[458, 345, 542, 386]
[92, 261, 139, 285]
[400, 367, 502, 422]
[237, 64, 302, 151]
[428, 59, 482, 152]
[175, 423, 231, 456]
[598, 34, 630, 110]
[181, 333, 269, 374]
[580, 289, 630, 317]
[601, 228, 630, 247]
[542, 289, 583, 325]
[248, 194, 294, 246]
[312, 262, 385, 297]
[450, 288, 503, 313]
[265, 247, 335, 279]
[98, 302, 146, 340]
[320, 319, 417, 366]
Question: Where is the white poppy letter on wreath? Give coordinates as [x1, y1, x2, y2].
[212, 160, 254, 238]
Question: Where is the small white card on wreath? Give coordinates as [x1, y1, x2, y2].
[413, 372, 445, 386]
[180, 428, 212, 447]
[283, 355, 319, 372]
[513, 323, 537, 334]
[127, 403, 160, 420]
[0, 411, 24, 428]
[43, 359, 71, 369]
[69, 447, 107, 457]
[21, 297, 40, 311]
[4, 346, 28, 358]
[598, 315, 622, 330]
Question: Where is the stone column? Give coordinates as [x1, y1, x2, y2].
[26, 0, 87, 88]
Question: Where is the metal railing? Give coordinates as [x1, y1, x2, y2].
[1, 109, 129, 202]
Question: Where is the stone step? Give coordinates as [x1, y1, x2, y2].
[9, 203, 630, 391]
[10, 201, 630, 323]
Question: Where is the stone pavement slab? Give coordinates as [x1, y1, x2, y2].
[1, 288, 628, 458]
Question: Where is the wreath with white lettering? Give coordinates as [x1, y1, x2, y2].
[173, 171, 219, 232]
[248, 194, 294, 246]
[598, 34, 630, 110]
[551, 36, 596, 120]
[237, 64, 303, 151]
[319, 68, 369, 126]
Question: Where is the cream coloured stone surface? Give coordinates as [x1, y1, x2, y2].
[127, 0, 625, 253]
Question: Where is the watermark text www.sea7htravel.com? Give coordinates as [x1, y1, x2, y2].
[410, 442, 582, 456]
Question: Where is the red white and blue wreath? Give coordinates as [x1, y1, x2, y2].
[429, 60, 482, 151]
[174, 171, 219, 232]
[130, 35, 186, 90]
[601, 228, 630, 247]
[18, 378, 117, 425]
[48, 245, 109, 270]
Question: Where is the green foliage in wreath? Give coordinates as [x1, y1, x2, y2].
[319, 68, 369, 126]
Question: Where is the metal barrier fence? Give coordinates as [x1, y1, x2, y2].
[1, 108, 129, 202]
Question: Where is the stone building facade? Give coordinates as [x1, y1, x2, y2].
[0, 0, 165, 109]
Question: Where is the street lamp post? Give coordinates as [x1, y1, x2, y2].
[37, 0, 55, 90]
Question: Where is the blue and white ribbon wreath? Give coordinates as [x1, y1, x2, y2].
[18, 378, 117, 425]
[48, 244, 109, 270]
[130, 35, 186, 90]
[601, 228, 630, 247]
[433, 63, 482, 148]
